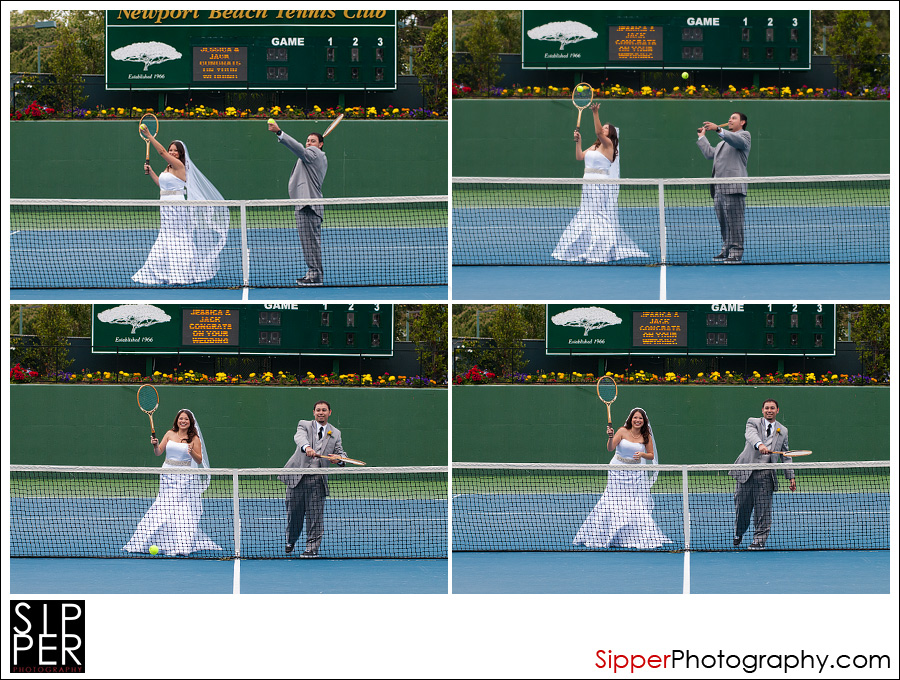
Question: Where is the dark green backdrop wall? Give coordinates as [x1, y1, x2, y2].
[452, 100, 889, 178]
[10, 120, 447, 199]
[11, 385, 447, 467]
[453, 385, 888, 464]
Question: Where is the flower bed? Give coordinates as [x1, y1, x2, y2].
[452, 81, 889, 101]
[11, 102, 446, 121]
[453, 366, 886, 386]
[9, 365, 445, 387]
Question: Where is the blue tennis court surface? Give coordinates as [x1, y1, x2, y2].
[452, 550, 887, 594]
[453, 205, 889, 266]
[12, 496, 447, 560]
[8, 558, 447, 594]
[10, 225, 447, 292]
[452, 264, 888, 300]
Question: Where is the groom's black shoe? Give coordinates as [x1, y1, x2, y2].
[300, 549, 319, 558]
[285, 543, 294, 554]
[748, 542, 765, 550]
[297, 276, 323, 287]
[733, 536, 742, 547]
[713, 250, 728, 260]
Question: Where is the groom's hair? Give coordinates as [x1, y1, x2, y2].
[762, 398, 778, 408]
[314, 400, 331, 411]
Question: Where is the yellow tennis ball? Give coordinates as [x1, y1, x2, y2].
[681, 72, 689, 80]
[149, 545, 159, 555]
[267, 118, 276, 125]
[576, 85, 584, 92]
[140, 124, 147, 130]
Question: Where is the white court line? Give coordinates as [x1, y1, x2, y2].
[233, 558, 241, 595]
[659, 265, 667, 300]
[683, 551, 690, 594]
[241, 286, 249, 301]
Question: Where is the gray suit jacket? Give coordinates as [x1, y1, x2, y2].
[277, 131, 328, 219]
[279, 420, 345, 494]
[696, 129, 751, 196]
[728, 417, 794, 488]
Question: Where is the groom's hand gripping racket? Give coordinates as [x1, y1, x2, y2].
[596, 376, 618, 431]
[323, 113, 344, 138]
[139, 113, 159, 174]
[137, 384, 160, 442]
[572, 83, 593, 133]
[314, 452, 366, 466]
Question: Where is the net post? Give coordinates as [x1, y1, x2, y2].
[232, 472, 241, 558]
[239, 202, 249, 287]
[681, 466, 690, 550]
[658, 179, 667, 264]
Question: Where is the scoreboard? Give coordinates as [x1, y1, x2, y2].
[92, 304, 393, 356]
[546, 304, 835, 356]
[106, 10, 397, 90]
[522, 10, 811, 70]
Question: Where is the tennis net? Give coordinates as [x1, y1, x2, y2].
[452, 174, 888, 266]
[452, 461, 888, 552]
[10, 196, 448, 288]
[10, 465, 447, 559]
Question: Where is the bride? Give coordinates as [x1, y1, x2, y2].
[132, 132, 228, 285]
[552, 104, 648, 262]
[573, 407, 672, 549]
[123, 409, 222, 555]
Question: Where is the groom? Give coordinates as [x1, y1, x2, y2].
[728, 398, 796, 550]
[268, 119, 328, 286]
[279, 400, 346, 557]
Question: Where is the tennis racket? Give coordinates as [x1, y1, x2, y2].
[136, 384, 160, 441]
[314, 452, 366, 466]
[572, 83, 593, 132]
[139, 113, 159, 174]
[781, 450, 813, 457]
[697, 122, 729, 133]
[596, 376, 618, 430]
[323, 113, 344, 138]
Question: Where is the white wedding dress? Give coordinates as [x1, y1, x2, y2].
[552, 149, 648, 262]
[132, 143, 228, 285]
[123, 441, 222, 555]
[573, 439, 672, 549]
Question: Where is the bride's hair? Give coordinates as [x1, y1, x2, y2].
[624, 408, 650, 445]
[592, 125, 619, 163]
[172, 409, 199, 443]
[167, 140, 186, 164]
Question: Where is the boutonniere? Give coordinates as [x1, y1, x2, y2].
[776, 428, 781, 434]
[327, 430, 333, 437]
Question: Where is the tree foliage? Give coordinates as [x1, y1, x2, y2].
[452, 10, 520, 53]
[398, 10, 448, 75]
[408, 305, 449, 380]
[825, 10, 885, 89]
[10, 305, 90, 375]
[413, 15, 448, 112]
[453, 11, 504, 90]
[850, 305, 889, 380]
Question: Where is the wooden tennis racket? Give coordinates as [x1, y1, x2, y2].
[323, 113, 344, 138]
[572, 83, 593, 132]
[139, 113, 159, 174]
[596, 376, 618, 430]
[314, 452, 366, 466]
[781, 450, 813, 457]
[136, 384, 160, 441]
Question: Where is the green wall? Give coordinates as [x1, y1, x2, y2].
[11, 385, 447, 467]
[452, 385, 888, 464]
[452, 100, 889, 178]
[10, 119, 447, 199]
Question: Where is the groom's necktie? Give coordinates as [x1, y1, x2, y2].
[767, 424, 772, 437]
[318, 426, 324, 440]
